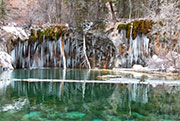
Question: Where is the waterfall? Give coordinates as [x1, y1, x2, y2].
[11, 36, 69, 69]
[11, 27, 115, 69]
[113, 22, 150, 68]
[128, 23, 134, 66]
[128, 34, 150, 66]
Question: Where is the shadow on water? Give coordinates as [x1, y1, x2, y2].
[1, 79, 180, 121]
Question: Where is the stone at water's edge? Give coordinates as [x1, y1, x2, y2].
[0, 51, 14, 70]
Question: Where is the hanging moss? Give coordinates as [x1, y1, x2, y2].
[28, 25, 68, 44]
[117, 24, 127, 33]
[38, 30, 45, 43]
[29, 29, 37, 43]
[126, 23, 131, 39]
[117, 20, 153, 40]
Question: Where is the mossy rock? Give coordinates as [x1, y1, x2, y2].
[117, 24, 127, 32]
[29, 29, 37, 43]
[117, 20, 153, 40]
[28, 25, 68, 44]
[126, 23, 132, 39]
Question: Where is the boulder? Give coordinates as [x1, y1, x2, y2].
[131, 64, 144, 70]
[0, 51, 14, 70]
[147, 53, 180, 72]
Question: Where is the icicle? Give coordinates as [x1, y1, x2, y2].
[28, 45, 31, 68]
[133, 37, 138, 63]
[41, 45, 44, 67]
[128, 23, 134, 66]
[143, 34, 150, 55]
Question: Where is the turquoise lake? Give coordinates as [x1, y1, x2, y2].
[0, 69, 180, 121]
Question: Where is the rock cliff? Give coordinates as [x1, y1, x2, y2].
[6, 0, 47, 24]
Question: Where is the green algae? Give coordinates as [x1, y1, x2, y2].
[92, 119, 104, 121]
[58, 112, 86, 120]
[106, 115, 122, 121]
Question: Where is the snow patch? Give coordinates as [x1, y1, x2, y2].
[2, 26, 29, 40]
[0, 51, 14, 70]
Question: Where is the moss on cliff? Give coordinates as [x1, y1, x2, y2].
[117, 20, 153, 40]
[29, 25, 68, 44]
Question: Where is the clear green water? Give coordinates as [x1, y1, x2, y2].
[0, 69, 112, 80]
[0, 69, 180, 121]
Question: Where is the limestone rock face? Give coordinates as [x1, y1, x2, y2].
[6, 0, 49, 24]
[147, 53, 180, 72]
[0, 25, 29, 53]
[0, 51, 14, 70]
[6, 0, 66, 24]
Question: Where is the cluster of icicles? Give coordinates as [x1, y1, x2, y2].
[11, 36, 81, 69]
[10, 23, 150, 69]
[10, 33, 115, 69]
[115, 23, 150, 68]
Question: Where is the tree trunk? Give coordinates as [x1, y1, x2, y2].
[56, 0, 62, 23]
[59, 36, 66, 69]
[117, 1, 121, 18]
[109, 1, 116, 21]
[83, 34, 91, 69]
[122, 0, 126, 18]
[129, 0, 132, 20]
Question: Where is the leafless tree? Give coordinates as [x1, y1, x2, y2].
[0, 0, 6, 22]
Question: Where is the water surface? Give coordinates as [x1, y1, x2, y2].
[1, 80, 180, 121]
[0, 69, 180, 121]
[0, 69, 112, 80]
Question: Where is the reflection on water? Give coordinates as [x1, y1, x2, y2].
[1, 81, 180, 121]
[0, 69, 111, 80]
[1, 69, 179, 81]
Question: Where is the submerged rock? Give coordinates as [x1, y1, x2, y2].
[0, 51, 14, 70]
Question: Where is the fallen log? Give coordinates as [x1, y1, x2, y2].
[0, 78, 180, 87]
